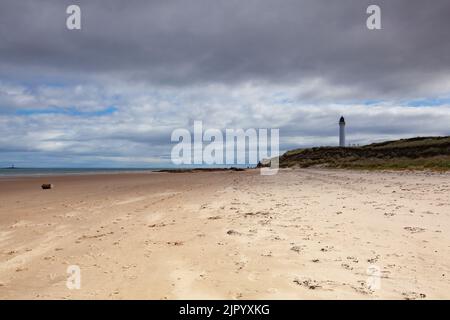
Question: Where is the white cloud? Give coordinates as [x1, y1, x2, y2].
[1, 80, 450, 166]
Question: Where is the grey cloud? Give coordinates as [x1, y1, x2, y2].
[1, 0, 450, 100]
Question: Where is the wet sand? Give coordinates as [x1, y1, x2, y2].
[0, 169, 449, 299]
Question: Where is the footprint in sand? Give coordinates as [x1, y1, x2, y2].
[402, 291, 426, 300]
[341, 263, 353, 270]
[293, 278, 324, 290]
[234, 255, 248, 272]
[226, 230, 242, 236]
[290, 245, 304, 254]
[320, 246, 334, 252]
[167, 241, 184, 246]
[346, 256, 359, 263]
[404, 227, 426, 234]
[148, 222, 167, 228]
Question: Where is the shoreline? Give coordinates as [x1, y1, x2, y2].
[0, 167, 250, 178]
[2, 166, 449, 181]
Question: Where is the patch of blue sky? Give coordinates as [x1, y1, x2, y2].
[362, 99, 385, 105]
[405, 97, 450, 107]
[16, 106, 117, 116]
[350, 97, 450, 107]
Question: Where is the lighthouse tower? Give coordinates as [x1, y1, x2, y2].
[339, 116, 346, 147]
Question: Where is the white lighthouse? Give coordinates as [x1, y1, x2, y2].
[339, 116, 346, 147]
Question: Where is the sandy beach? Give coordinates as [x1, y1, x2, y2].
[0, 169, 449, 299]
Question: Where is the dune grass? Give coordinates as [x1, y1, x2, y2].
[275, 136, 450, 171]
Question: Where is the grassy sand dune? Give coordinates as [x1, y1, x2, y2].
[272, 136, 450, 170]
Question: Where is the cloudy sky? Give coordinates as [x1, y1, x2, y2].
[1, 0, 450, 167]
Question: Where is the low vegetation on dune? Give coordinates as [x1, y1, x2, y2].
[263, 136, 450, 171]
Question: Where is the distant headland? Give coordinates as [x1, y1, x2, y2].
[3, 164, 18, 169]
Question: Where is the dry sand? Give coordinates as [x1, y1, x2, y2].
[0, 169, 449, 299]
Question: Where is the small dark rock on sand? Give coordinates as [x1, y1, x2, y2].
[41, 184, 53, 190]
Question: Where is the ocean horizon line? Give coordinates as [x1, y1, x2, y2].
[0, 165, 252, 177]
